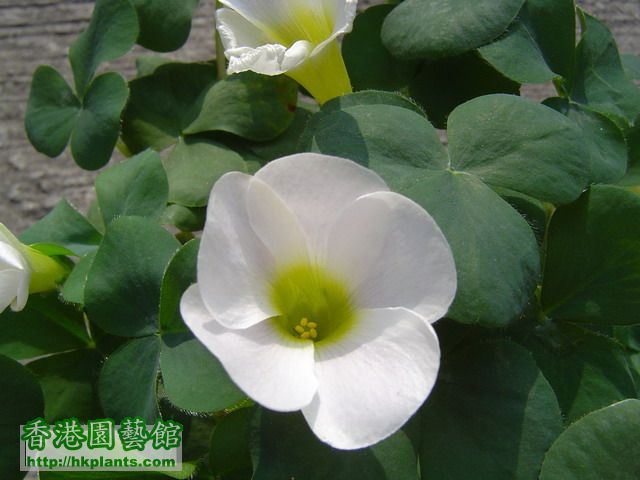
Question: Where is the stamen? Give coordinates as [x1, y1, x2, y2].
[294, 317, 319, 341]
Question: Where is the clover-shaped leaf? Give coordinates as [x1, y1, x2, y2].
[131, 0, 199, 53]
[542, 185, 640, 326]
[479, 0, 576, 84]
[539, 400, 640, 480]
[570, 12, 640, 123]
[69, 0, 139, 95]
[382, 0, 525, 60]
[26, 67, 129, 170]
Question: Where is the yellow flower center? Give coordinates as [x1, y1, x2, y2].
[269, 264, 356, 343]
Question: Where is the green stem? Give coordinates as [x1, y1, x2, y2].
[214, 1, 227, 80]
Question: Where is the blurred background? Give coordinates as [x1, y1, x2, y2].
[0, 0, 638, 232]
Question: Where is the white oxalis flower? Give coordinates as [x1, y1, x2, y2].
[181, 153, 457, 449]
[216, 0, 356, 104]
[0, 223, 31, 313]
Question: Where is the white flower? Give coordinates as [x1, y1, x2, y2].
[0, 223, 31, 313]
[216, 0, 356, 104]
[181, 153, 457, 449]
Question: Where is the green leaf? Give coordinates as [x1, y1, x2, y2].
[85, 217, 180, 337]
[247, 103, 317, 161]
[539, 400, 640, 479]
[69, 72, 129, 170]
[27, 349, 103, 423]
[381, 0, 525, 60]
[159, 239, 199, 333]
[160, 333, 244, 413]
[135, 56, 174, 78]
[343, 5, 418, 91]
[300, 103, 447, 192]
[98, 336, 161, 423]
[131, 0, 199, 52]
[184, 72, 298, 142]
[420, 340, 563, 480]
[544, 98, 628, 184]
[25, 65, 80, 157]
[0, 294, 89, 360]
[479, 0, 576, 83]
[542, 185, 640, 325]
[20, 199, 102, 256]
[408, 52, 520, 128]
[95, 150, 169, 225]
[403, 171, 540, 327]
[0, 355, 44, 480]
[29, 243, 77, 257]
[160, 205, 206, 232]
[41, 469, 196, 480]
[622, 54, 640, 80]
[61, 251, 97, 305]
[521, 324, 637, 423]
[448, 94, 590, 204]
[164, 137, 246, 208]
[69, 0, 139, 95]
[570, 12, 640, 123]
[495, 187, 548, 246]
[210, 408, 253, 477]
[122, 62, 217, 153]
[25, 67, 128, 170]
[321, 90, 425, 117]
[619, 118, 640, 191]
[250, 409, 419, 480]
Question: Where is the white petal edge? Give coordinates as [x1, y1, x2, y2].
[181, 284, 318, 411]
[302, 307, 440, 450]
[216, 8, 271, 51]
[0, 241, 27, 271]
[255, 154, 389, 258]
[324, 191, 457, 323]
[198, 172, 308, 330]
[0, 269, 22, 313]
[217, 0, 357, 74]
[217, 8, 312, 75]
[0, 240, 29, 312]
[312, 0, 358, 57]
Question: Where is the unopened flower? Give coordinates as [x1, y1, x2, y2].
[181, 153, 457, 449]
[0, 223, 68, 313]
[216, 0, 356, 104]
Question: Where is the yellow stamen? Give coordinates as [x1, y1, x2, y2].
[293, 317, 320, 341]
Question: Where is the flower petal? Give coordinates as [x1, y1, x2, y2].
[181, 284, 318, 411]
[0, 242, 27, 271]
[217, 8, 311, 75]
[0, 269, 21, 313]
[255, 154, 389, 257]
[303, 307, 440, 449]
[0, 223, 27, 259]
[217, 7, 271, 50]
[325, 191, 457, 323]
[219, 0, 332, 46]
[312, 0, 358, 56]
[199, 172, 308, 329]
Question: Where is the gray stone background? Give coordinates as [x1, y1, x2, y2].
[0, 0, 638, 232]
